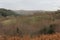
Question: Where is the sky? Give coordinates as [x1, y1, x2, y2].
[0, 0, 60, 10]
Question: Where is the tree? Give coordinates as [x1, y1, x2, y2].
[0, 8, 19, 17]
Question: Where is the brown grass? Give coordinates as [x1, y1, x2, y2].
[0, 33, 60, 40]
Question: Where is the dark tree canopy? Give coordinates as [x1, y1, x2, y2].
[0, 8, 19, 17]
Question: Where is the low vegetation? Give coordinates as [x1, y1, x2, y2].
[0, 8, 60, 40]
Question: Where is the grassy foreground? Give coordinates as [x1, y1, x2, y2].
[0, 33, 60, 40]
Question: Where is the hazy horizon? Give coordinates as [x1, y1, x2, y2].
[0, 0, 60, 11]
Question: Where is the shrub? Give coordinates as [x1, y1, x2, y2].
[46, 24, 55, 34]
[37, 24, 55, 35]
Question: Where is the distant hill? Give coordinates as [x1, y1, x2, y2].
[15, 10, 46, 15]
[0, 8, 19, 17]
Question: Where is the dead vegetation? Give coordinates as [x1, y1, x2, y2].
[0, 33, 60, 40]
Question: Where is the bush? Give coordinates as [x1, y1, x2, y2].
[47, 24, 55, 34]
[37, 24, 55, 35]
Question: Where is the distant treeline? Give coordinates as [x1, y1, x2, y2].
[0, 8, 19, 17]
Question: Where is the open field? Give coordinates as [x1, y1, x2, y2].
[0, 9, 60, 40]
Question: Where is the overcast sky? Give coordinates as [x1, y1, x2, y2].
[0, 0, 60, 10]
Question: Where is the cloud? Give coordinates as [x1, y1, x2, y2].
[0, 0, 60, 10]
